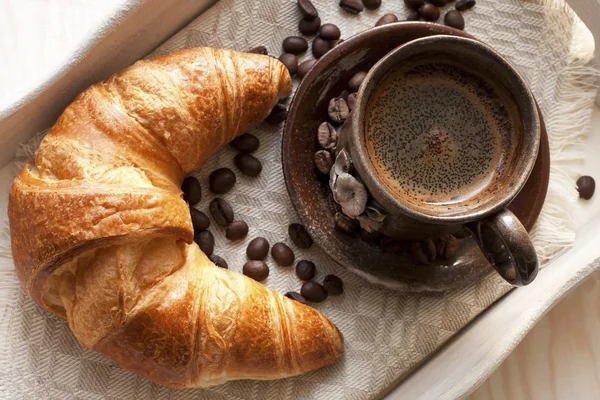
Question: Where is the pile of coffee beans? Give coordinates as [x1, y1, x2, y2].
[402, 0, 475, 29]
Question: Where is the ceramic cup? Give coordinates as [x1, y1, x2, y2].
[337, 35, 541, 286]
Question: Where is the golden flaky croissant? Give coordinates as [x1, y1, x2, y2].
[8, 48, 343, 388]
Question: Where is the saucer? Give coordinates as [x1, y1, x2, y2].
[282, 22, 550, 292]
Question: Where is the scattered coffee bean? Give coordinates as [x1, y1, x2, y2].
[289, 223, 314, 249]
[312, 37, 332, 58]
[301, 281, 328, 302]
[411, 242, 429, 265]
[266, 103, 288, 123]
[360, 229, 380, 243]
[444, 10, 465, 30]
[298, 59, 317, 78]
[299, 16, 321, 35]
[347, 92, 358, 111]
[314, 150, 334, 175]
[296, 260, 316, 280]
[404, 0, 425, 10]
[577, 175, 596, 200]
[190, 208, 210, 232]
[181, 176, 201, 205]
[380, 236, 407, 253]
[231, 133, 260, 153]
[209, 198, 234, 226]
[226, 221, 249, 241]
[362, 0, 381, 10]
[444, 235, 459, 259]
[297, 0, 319, 19]
[455, 0, 475, 11]
[323, 275, 344, 295]
[419, 3, 440, 21]
[319, 23, 341, 40]
[430, 0, 447, 6]
[209, 254, 228, 269]
[285, 291, 309, 305]
[283, 36, 309, 54]
[278, 53, 298, 75]
[271, 242, 295, 266]
[334, 212, 359, 235]
[348, 71, 367, 93]
[406, 10, 420, 21]
[424, 238, 437, 261]
[375, 13, 399, 26]
[247, 237, 270, 260]
[209, 168, 236, 194]
[194, 230, 214, 256]
[339, 0, 364, 14]
[317, 122, 337, 150]
[234, 153, 263, 177]
[248, 46, 268, 55]
[328, 97, 350, 123]
[243, 260, 270, 282]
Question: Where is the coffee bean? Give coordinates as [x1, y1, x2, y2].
[323, 274, 344, 295]
[334, 212, 359, 235]
[266, 103, 288, 123]
[339, 0, 363, 14]
[243, 260, 270, 282]
[380, 236, 407, 253]
[430, 0, 447, 6]
[226, 221, 249, 241]
[288, 223, 313, 249]
[444, 10, 465, 30]
[312, 37, 332, 58]
[297, 0, 319, 19]
[455, 0, 475, 11]
[406, 10, 420, 21]
[362, 0, 381, 10]
[328, 97, 350, 123]
[577, 175, 596, 200]
[231, 133, 259, 153]
[298, 59, 317, 79]
[209, 198, 234, 227]
[360, 229, 380, 243]
[285, 291, 309, 305]
[314, 150, 334, 175]
[247, 237, 270, 260]
[317, 122, 337, 150]
[271, 242, 295, 266]
[319, 24, 341, 40]
[248, 46, 268, 55]
[181, 176, 201, 205]
[296, 260, 316, 280]
[194, 230, 214, 256]
[209, 254, 228, 269]
[283, 36, 309, 55]
[301, 281, 328, 302]
[375, 13, 399, 26]
[419, 3, 440, 20]
[424, 238, 437, 261]
[299, 16, 321, 35]
[348, 71, 367, 93]
[404, 0, 425, 10]
[410, 242, 429, 265]
[347, 92, 358, 111]
[190, 208, 210, 232]
[278, 53, 298, 75]
[435, 235, 448, 257]
[209, 168, 236, 194]
[234, 153, 262, 177]
[444, 235, 459, 259]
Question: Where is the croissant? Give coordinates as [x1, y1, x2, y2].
[8, 48, 344, 388]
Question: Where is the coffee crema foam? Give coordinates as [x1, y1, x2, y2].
[365, 60, 518, 209]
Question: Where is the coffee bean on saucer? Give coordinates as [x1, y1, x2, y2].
[406, 10, 420, 21]
[231, 133, 260, 153]
[243, 260, 270, 282]
[289, 223, 313, 249]
[424, 238, 437, 261]
[301, 281, 328, 302]
[404, 0, 425, 10]
[194, 230, 214, 256]
[278, 53, 298, 75]
[314, 150, 334, 175]
[209, 198, 234, 226]
[210, 254, 228, 269]
[375, 13, 399, 26]
[328, 97, 350, 123]
[285, 291, 309, 305]
[362, 0, 381, 10]
[248, 46, 268, 55]
[444, 235, 459, 259]
[283, 36, 309, 54]
[319, 23, 341, 40]
[296, 260, 316, 280]
[347, 92, 358, 111]
[419, 3, 440, 21]
[298, 0, 319, 19]
[339, 0, 364, 14]
[190, 208, 210, 232]
[298, 59, 317, 78]
[430, 0, 447, 6]
[181, 176, 201, 205]
[360, 229, 380, 243]
[577, 175, 596, 199]
[209, 168, 236, 194]
[323, 274, 344, 295]
[445, 10, 465, 30]
[334, 212, 359, 235]
[299, 16, 321, 35]
[226, 221, 249, 241]
[348, 71, 367, 93]
[317, 122, 337, 150]
[266, 103, 288, 123]
[271, 242, 295, 266]
[411, 242, 429, 265]
[247, 237, 270, 260]
[234, 153, 262, 177]
[312, 37, 332, 58]
[455, 0, 475, 11]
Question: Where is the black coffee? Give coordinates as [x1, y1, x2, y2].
[365, 59, 518, 207]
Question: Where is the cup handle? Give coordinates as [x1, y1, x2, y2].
[466, 209, 539, 286]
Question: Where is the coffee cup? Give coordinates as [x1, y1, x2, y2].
[336, 35, 541, 286]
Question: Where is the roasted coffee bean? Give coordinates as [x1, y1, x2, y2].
[430, 0, 447, 6]
[266, 103, 288, 123]
[328, 97, 350, 123]
[247, 46, 268, 55]
[380, 236, 407, 253]
[226, 221, 249, 241]
[314, 150, 334, 175]
[285, 291, 309, 305]
[312, 37, 332, 58]
[404, 0, 425, 10]
[411, 242, 429, 265]
[319, 23, 341, 40]
[298, 59, 317, 78]
[296, 260, 316, 280]
[444, 10, 465, 30]
[323, 274, 344, 295]
[348, 71, 367, 93]
[278, 53, 298, 75]
[577, 175, 596, 199]
[455, 0, 475, 11]
[297, 0, 319, 19]
[419, 3, 440, 20]
[444, 235, 459, 259]
[231, 133, 260, 153]
[181, 176, 201, 205]
[347, 92, 358, 111]
[283, 36, 309, 54]
[234, 153, 263, 177]
[209, 198, 234, 226]
[299, 16, 321, 35]
[209, 254, 228, 269]
[194, 230, 214, 256]
[375, 13, 399, 26]
[247, 237, 270, 260]
[243, 260, 270, 282]
[288, 223, 313, 249]
[406, 10, 420, 20]
[301, 281, 328, 302]
[271, 242, 295, 266]
[334, 212, 359, 235]
[360, 229, 380, 243]
[317, 122, 337, 150]
[209, 168, 236, 194]
[190, 208, 210, 232]
[362, 0, 381, 10]
[424, 238, 437, 261]
[339, 0, 364, 14]
[435, 235, 448, 258]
